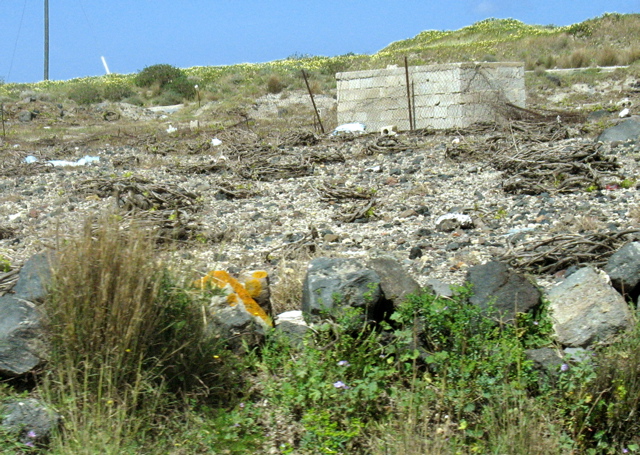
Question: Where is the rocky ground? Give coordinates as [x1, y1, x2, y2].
[1, 78, 640, 313]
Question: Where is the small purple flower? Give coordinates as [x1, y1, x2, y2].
[27, 430, 36, 439]
[25, 441, 34, 448]
[560, 363, 569, 372]
[533, 321, 539, 325]
[239, 402, 245, 408]
[337, 360, 350, 367]
[333, 380, 349, 389]
[623, 449, 629, 454]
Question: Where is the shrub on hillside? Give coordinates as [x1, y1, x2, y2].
[165, 76, 196, 99]
[102, 81, 135, 102]
[597, 47, 620, 67]
[67, 82, 103, 105]
[266, 75, 285, 94]
[135, 64, 184, 89]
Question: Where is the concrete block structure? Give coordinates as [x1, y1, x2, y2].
[336, 62, 525, 132]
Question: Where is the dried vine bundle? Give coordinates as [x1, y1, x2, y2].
[0, 268, 19, 296]
[76, 177, 200, 213]
[274, 130, 319, 147]
[265, 227, 319, 262]
[493, 142, 621, 195]
[317, 181, 376, 201]
[500, 229, 640, 274]
[235, 161, 313, 181]
[363, 136, 409, 155]
[335, 198, 378, 223]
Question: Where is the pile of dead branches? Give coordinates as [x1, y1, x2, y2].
[493, 142, 621, 195]
[76, 177, 200, 212]
[500, 229, 640, 274]
[0, 157, 53, 177]
[265, 227, 319, 263]
[75, 177, 202, 241]
[235, 160, 313, 181]
[334, 198, 378, 223]
[305, 148, 345, 164]
[274, 130, 319, 147]
[363, 136, 409, 155]
[317, 181, 376, 201]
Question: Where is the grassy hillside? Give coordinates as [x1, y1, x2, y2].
[1, 13, 640, 108]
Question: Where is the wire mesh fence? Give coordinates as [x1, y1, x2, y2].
[336, 62, 526, 133]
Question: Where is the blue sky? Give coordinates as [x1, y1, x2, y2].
[1, 0, 638, 83]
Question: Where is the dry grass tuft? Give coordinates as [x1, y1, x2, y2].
[270, 259, 307, 315]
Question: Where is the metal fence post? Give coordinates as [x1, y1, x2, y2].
[404, 57, 413, 131]
[302, 70, 325, 134]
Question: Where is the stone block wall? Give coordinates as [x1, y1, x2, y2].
[336, 62, 525, 132]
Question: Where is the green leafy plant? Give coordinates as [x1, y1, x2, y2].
[135, 64, 184, 89]
[66, 82, 102, 105]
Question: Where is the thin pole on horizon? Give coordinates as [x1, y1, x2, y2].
[44, 0, 49, 80]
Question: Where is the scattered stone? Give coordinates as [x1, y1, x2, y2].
[18, 111, 35, 123]
[409, 246, 423, 259]
[435, 213, 474, 232]
[547, 267, 633, 348]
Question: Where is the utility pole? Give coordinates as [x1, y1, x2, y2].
[44, 0, 49, 80]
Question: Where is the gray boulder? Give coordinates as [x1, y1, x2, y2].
[275, 310, 310, 346]
[547, 267, 633, 348]
[604, 241, 640, 298]
[596, 118, 640, 143]
[367, 256, 420, 308]
[425, 278, 455, 298]
[467, 261, 541, 323]
[301, 258, 385, 321]
[208, 302, 269, 353]
[525, 347, 565, 380]
[0, 296, 44, 376]
[2, 398, 60, 445]
[11, 252, 53, 303]
[18, 111, 34, 123]
[0, 252, 53, 376]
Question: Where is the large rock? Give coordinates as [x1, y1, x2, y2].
[0, 252, 52, 377]
[596, 118, 640, 143]
[2, 398, 60, 445]
[0, 296, 44, 376]
[195, 270, 273, 352]
[467, 261, 541, 323]
[11, 252, 53, 303]
[547, 267, 633, 348]
[301, 258, 385, 321]
[525, 347, 565, 381]
[275, 310, 310, 346]
[367, 256, 420, 308]
[604, 241, 640, 298]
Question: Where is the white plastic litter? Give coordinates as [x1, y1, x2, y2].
[25, 155, 100, 167]
[435, 213, 474, 228]
[332, 122, 366, 136]
[211, 138, 222, 146]
[619, 108, 631, 118]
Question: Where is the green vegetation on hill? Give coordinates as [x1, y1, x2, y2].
[1, 13, 640, 108]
